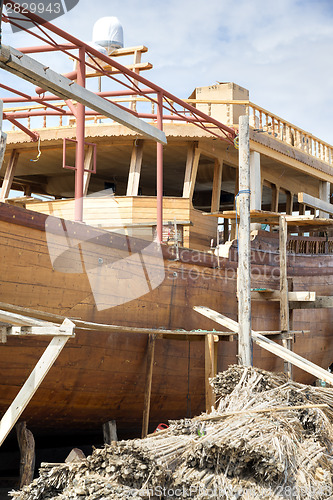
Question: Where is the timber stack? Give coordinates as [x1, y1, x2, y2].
[10, 366, 333, 500]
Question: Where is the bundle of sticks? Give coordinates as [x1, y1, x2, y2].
[10, 366, 333, 500]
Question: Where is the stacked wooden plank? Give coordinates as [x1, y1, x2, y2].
[10, 365, 333, 500]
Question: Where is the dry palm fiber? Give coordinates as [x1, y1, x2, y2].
[10, 365, 333, 499]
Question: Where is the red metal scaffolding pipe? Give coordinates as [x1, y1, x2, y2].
[5, 116, 39, 141]
[1, 88, 155, 104]
[156, 92, 163, 243]
[74, 47, 85, 222]
[17, 43, 77, 53]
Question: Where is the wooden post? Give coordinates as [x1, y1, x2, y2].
[271, 184, 280, 212]
[211, 159, 223, 212]
[141, 334, 156, 438]
[250, 151, 261, 231]
[0, 132, 6, 173]
[82, 145, 95, 197]
[0, 150, 19, 201]
[126, 139, 144, 196]
[205, 333, 216, 413]
[237, 115, 252, 366]
[103, 420, 118, 444]
[230, 168, 239, 240]
[130, 49, 142, 112]
[183, 146, 200, 200]
[299, 203, 306, 215]
[249, 151, 261, 210]
[279, 215, 292, 378]
[286, 191, 294, 215]
[16, 421, 35, 488]
[319, 181, 330, 219]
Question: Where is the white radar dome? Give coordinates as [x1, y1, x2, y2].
[92, 17, 124, 53]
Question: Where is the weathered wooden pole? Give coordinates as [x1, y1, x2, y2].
[141, 333, 156, 438]
[205, 333, 217, 413]
[237, 115, 253, 366]
[279, 215, 292, 378]
[16, 422, 35, 488]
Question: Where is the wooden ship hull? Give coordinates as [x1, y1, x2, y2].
[0, 13, 333, 442]
[1, 201, 333, 435]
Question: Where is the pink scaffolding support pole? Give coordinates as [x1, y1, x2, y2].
[156, 92, 163, 243]
[74, 46, 86, 222]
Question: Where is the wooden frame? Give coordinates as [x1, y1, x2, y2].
[0, 314, 75, 447]
[194, 306, 333, 386]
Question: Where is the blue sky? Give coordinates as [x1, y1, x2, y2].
[2, 0, 333, 144]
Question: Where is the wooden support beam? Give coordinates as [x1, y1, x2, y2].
[0, 327, 6, 343]
[3, 325, 76, 336]
[286, 191, 294, 215]
[183, 145, 200, 200]
[290, 296, 333, 309]
[141, 334, 156, 439]
[230, 169, 239, 240]
[298, 192, 333, 216]
[194, 306, 333, 386]
[250, 151, 261, 210]
[211, 159, 223, 212]
[250, 151, 261, 231]
[299, 203, 306, 215]
[271, 184, 280, 212]
[251, 290, 315, 302]
[0, 309, 60, 327]
[83, 145, 95, 197]
[279, 217, 289, 332]
[0, 132, 6, 163]
[16, 422, 35, 488]
[126, 139, 144, 196]
[183, 143, 195, 198]
[129, 49, 142, 112]
[0, 45, 166, 144]
[103, 420, 118, 444]
[319, 181, 330, 219]
[279, 216, 292, 378]
[237, 115, 252, 366]
[0, 149, 19, 201]
[0, 319, 74, 447]
[205, 333, 217, 413]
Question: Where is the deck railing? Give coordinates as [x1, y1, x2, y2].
[4, 97, 333, 166]
[246, 101, 333, 165]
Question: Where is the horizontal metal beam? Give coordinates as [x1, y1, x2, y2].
[0, 45, 166, 144]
